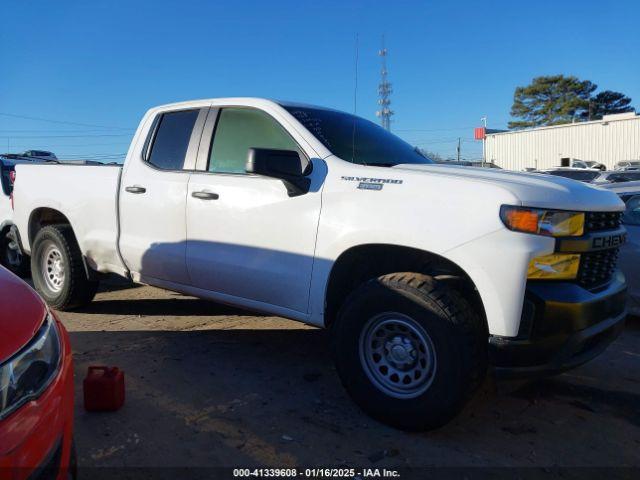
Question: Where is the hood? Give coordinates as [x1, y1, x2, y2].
[394, 164, 625, 212]
[0, 267, 47, 362]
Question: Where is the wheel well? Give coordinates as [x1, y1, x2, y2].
[27, 208, 96, 280]
[28, 208, 72, 247]
[1, 222, 17, 248]
[324, 244, 486, 328]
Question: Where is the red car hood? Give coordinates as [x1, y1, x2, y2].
[0, 267, 47, 362]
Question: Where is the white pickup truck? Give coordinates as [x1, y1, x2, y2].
[11, 98, 628, 430]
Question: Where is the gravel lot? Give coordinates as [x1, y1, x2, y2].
[54, 279, 640, 471]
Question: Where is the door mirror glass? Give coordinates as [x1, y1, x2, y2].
[246, 148, 311, 196]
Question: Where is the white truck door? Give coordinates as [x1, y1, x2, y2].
[186, 107, 323, 314]
[119, 107, 208, 284]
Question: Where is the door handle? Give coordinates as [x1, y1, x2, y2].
[192, 191, 219, 200]
[125, 185, 146, 194]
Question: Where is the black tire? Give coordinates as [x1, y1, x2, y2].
[31, 225, 98, 310]
[331, 272, 487, 431]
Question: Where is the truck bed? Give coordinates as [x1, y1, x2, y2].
[12, 163, 126, 276]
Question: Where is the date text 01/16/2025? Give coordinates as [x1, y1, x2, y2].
[232, 468, 401, 478]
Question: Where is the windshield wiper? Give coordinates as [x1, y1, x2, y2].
[370, 162, 398, 167]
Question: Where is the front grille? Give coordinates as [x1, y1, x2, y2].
[585, 211, 622, 232]
[578, 248, 619, 289]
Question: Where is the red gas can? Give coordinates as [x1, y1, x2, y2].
[83, 366, 125, 412]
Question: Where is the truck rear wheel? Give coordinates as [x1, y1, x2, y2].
[31, 225, 98, 310]
[331, 272, 487, 431]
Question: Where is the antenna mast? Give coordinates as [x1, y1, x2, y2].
[376, 35, 393, 131]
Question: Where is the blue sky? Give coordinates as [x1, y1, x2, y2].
[1, 0, 639, 161]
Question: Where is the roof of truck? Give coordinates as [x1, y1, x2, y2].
[150, 97, 341, 113]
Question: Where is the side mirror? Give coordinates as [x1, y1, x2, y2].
[246, 148, 312, 197]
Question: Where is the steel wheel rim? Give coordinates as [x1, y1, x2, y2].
[359, 312, 437, 399]
[41, 241, 65, 293]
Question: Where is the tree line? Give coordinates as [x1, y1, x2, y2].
[509, 74, 635, 129]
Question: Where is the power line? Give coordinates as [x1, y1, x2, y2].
[7, 141, 131, 148]
[0, 128, 135, 134]
[395, 126, 476, 133]
[0, 133, 132, 139]
[414, 137, 462, 145]
[51, 152, 126, 157]
[0, 112, 133, 130]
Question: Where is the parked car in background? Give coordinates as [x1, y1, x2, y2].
[537, 168, 640, 185]
[600, 181, 640, 316]
[614, 160, 640, 171]
[20, 150, 58, 161]
[538, 168, 602, 183]
[592, 170, 640, 184]
[570, 160, 590, 169]
[0, 266, 76, 479]
[434, 160, 502, 168]
[583, 161, 606, 171]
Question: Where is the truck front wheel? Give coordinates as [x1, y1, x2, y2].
[31, 225, 98, 310]
[331, 272, 487, 431]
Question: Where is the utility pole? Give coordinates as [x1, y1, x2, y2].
[457, 137, 461, 162]
[376, 35, 393, 131]
[481, 116, 487, 166]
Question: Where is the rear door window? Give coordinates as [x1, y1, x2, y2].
[147, 109, 200, 170]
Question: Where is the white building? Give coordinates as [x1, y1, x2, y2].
[485, 112, 640, 171]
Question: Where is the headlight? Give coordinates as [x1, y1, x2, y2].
[500, 206, 585, 237]
[528, 253, 581, 280]
[0, 313, 61, 419]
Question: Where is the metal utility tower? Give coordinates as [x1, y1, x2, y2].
[376, 36, 393, 131]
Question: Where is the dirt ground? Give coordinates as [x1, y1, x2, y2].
[55, 279, 640, 471]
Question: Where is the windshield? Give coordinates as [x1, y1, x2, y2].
[282, 105, 432, 167]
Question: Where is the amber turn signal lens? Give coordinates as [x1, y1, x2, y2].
[504, 209, 539, 234]
[500, 206, 585, 237]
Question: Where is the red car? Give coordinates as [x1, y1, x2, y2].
[0, 266, 75, 479]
